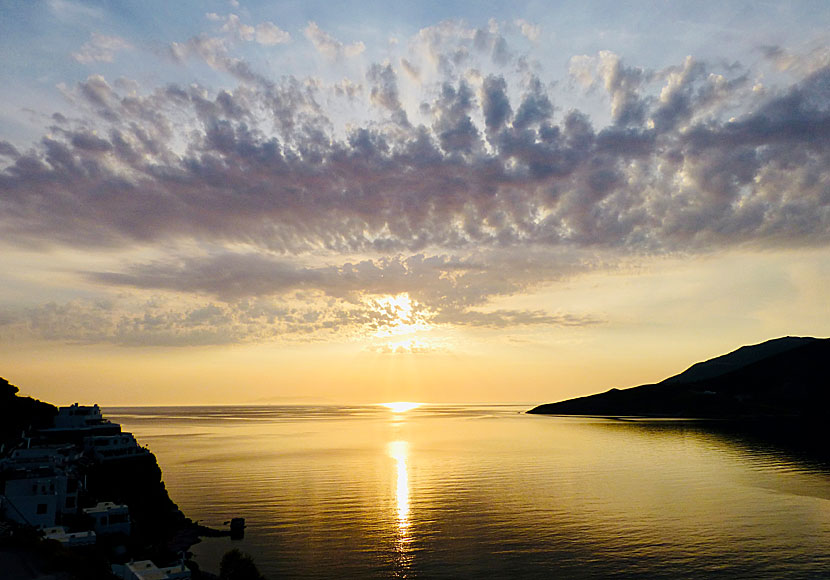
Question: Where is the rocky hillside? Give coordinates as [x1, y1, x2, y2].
[528, 337, 830, 418]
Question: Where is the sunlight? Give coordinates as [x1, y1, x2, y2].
[382, 401, 421, 413]
[371, 293, 432, 338]
[368, 292, 437, 355]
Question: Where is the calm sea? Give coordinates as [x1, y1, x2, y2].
[107, 405, 830, 579]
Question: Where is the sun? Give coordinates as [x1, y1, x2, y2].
[367, 292, 437, 353]
[371, 293, 431, 338]
[381, 402, 421, 413]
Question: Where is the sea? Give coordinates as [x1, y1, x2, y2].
[106, 404, 830, 579]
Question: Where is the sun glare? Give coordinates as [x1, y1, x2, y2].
[368, 292, 437, 354]
[382, 402, 421, 413]
[371, 293, 432, 338]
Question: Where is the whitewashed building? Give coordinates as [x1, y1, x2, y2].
[43, 525, 97, 547]
[84, 432, 149, 462]
[4, 446, 81, 516]
[53, 403, 106, 429]
[0, 463, 81, 528]
[41, 403, 121, 442]
[83, 501, 131, 536]
[112, 560, 191, 580]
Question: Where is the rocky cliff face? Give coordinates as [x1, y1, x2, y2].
[84, 452, 192, 560]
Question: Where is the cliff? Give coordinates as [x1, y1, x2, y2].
[0, 378, 57, 445]
[0, 377, 199, 571]
[528, 336, 830, 418]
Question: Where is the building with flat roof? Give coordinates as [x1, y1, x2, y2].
[112, 559, 191, 580]
[83, 501, 131, 536]
[43, 525, 97, 547]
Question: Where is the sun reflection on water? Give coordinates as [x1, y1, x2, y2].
[388, 440, 410, 526]
[387, 440, 412, 573]
[382, 401, 421, 413]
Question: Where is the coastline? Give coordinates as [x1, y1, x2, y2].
[0, 377, 229, 579]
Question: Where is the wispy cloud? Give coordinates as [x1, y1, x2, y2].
[72, 32, 132, 63]
[304, 22, 365, 60]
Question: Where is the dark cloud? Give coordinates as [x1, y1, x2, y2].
[0, 141, 20, 158]
[512, 77, 553, 130]
[367, 63, 409, 126]
[431, 80, 481, 155]
[481, 75, 512, 135]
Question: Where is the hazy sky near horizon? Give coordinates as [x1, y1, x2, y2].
[1, 1, 829, 405]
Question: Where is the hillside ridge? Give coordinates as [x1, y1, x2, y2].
[528, 336, 830, 418]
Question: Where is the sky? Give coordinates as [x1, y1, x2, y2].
[1, 0, 829, 405]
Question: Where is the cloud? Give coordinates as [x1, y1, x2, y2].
[304, 22, 365, 60]
[169, 34, 264, 83]
[211, 13, 291, 46]
[366, 63, 409, 125]
[480, 75, 512, 133]
[2, 36, 830, 346]
[3, 262, 599, 346]
[82, 251, 587, 308]
[2, 56, 829, 257]
[168, 15, 291, 83]
[514, 19, 541, 43]
[405, 20, 514, 82]
[255, 22, 291, 46]
[432, 308, 602, 329]
[571, 51, 649, 126]
[72, 33, 132, 64]
[218, 13, 255, 41]
[70, 250, 603, 343]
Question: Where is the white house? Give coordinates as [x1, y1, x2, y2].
[112, 560, 191, 580]
[83, 501, 131, 536]
[3, 447, 81, 516]
[84, 432, 149, 462]
[0, 470, 61, 528]
[41, 403, 122, 442]
[53, 403, 106, 429]
[43, 525, 97, 547]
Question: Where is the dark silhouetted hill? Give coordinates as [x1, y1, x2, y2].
[0, 377, 57, 445]
[528, 337, 830, 418]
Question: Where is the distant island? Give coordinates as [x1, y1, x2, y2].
[528, 336, 830, 419]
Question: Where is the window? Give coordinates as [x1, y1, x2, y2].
[36, 503, 48, 515]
